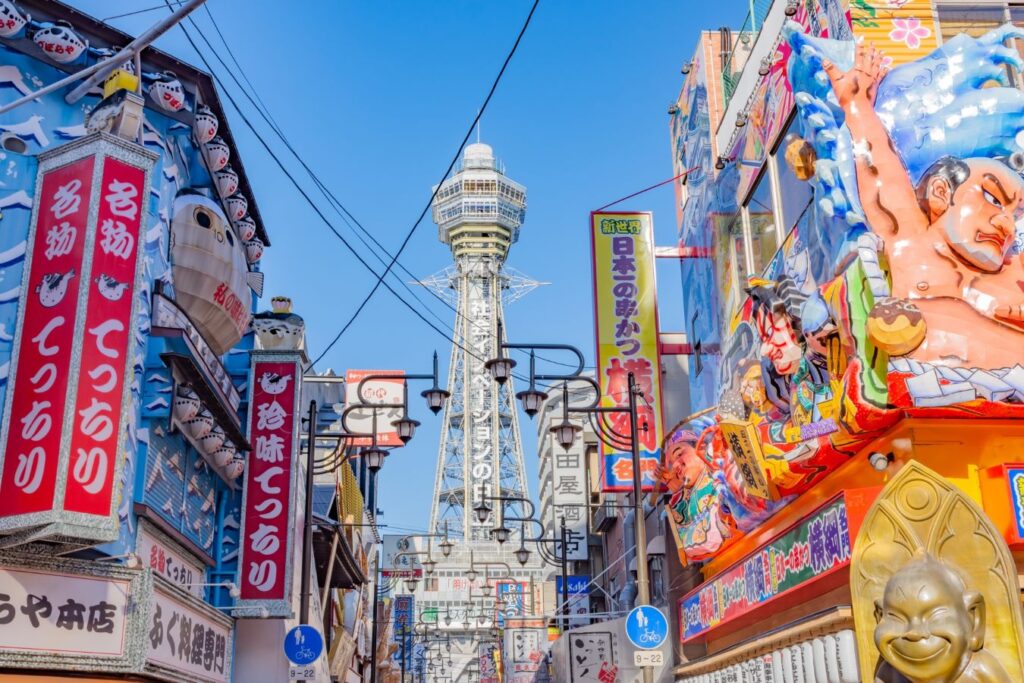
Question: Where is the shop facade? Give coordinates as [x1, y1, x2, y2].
[664, 0, 1024, 680]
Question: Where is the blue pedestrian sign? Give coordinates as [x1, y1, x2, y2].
[284, 625, 324, 665]
[625, 605, 668, 650]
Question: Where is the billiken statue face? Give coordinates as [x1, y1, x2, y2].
[922, 157, 1024, 274]
[874, 554, 984, 683]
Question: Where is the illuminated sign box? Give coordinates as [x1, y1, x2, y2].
[678, 490, 876, 642]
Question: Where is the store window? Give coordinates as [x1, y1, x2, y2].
[774, 121, 815, 233]
[745, 171, 778, 275]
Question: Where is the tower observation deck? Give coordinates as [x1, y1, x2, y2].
[428, 142, 530, 541]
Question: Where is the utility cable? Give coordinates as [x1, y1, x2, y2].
[190, 4, 578, 373]
[172, 19, 519, 378]
[594, 167, 696, 213]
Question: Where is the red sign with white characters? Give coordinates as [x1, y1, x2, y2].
[0, 156, 94, 517]
[238, 359, 299, 603]
[64, 158, 144, 516]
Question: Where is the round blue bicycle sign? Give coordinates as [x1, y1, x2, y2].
[284, 624, 324, 665]
[625, 605, 668, 650]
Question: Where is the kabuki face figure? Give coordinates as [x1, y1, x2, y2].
[754, 301, 803, 376]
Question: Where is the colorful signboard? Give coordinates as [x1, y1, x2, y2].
[0, 136, 154, 542]
[590, 211, 663, 492]
[1009, 467, 1024, 542]
[479, 642, 501, 683]
[344, 370, 405, 446]
[504, 617, 549, 683]
[496, 580, 529, 628]
[393, 595, 414, 671]
[236, 353, 302, 615]
[678, 496, 853, 641]
[380, 535, 422, 579]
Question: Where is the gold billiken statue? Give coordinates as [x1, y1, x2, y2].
[850, 461, 1024, 683]
[873, 551, 1010, 683]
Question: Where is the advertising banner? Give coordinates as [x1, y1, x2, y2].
[137, 520, 206, 600]
[344, 370, 404, 446]
[504, 617, 549, 683]
[678, 496, 853, 641]
[590, 212, 663, 492]
[496, 580, 529, 627]
[479, 642, 501, 683]
[236, 353, 302, 615]
[0, 135, 155, 542]
[393, 595, 414, 672]
[555, 575, 590, 628]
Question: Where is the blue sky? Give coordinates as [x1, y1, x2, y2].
[74, 0, 748, 532]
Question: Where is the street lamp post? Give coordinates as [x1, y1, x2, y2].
[486, 330, 657, 683]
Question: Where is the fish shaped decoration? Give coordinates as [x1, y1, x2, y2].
[193, 104, 218, 144]
[31, 21, 87, 64]
[149, 71, 185, 112]
[36, 269, 74, 307]
[95, 273, 130, 302]
[0, 1, 29, 39]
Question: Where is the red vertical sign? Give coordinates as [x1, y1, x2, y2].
[0, 157, 94, 516]
[238, 359, 299, 602]
[64, 158, 144, 515]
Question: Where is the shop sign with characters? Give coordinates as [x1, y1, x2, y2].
[590, 212, 664, 492]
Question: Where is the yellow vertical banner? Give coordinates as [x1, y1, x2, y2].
[590, 212, 663, 492]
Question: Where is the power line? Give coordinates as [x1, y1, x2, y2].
[192, 3, 579, 372]
[170, 10, 536, 380]
[303, 0, 541, 369]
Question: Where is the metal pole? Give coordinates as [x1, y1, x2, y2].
[300, 399, 317, 625]
[628, 372, 653, 683]
[370, 561, 381, 683]
[560, 516, 569, 633]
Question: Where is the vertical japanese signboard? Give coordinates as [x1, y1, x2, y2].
[496, 580, 529, 627]
[236, 352, 302, 616]
[590, 212, 663, 492]
[393, 595, 414, 672]
[0, 135, 155, 542]
[550, 447, 588, 561]
[145, 578, 233, 682]
[479, 642, 501, 683]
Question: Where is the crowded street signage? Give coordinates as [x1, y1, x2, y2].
[590, 212, 663, 492]
[679, 496, 854, 641]
[504, 617, 549, 683]
[145, 579, 233, 683]
[137, 521, 206, 600]
[392, 595, 414, 671]
[0, 557, 148, 673]
[0, 135, 155, 542]
[236, 352, 302, 616]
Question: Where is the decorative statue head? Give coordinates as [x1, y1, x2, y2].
[749, 280, 804, 377]
[917, 156, 1024, 274]
[873, 551, 1002, 683]
[659, 434, 706, 495]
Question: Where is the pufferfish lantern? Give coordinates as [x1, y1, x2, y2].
[170, 192, 255, 356]
[193, 104, 218, 145]
[202, 136, 230, 173]
[32, 20, 87, 64]
[213, 165, 238, 199]
[149, 71, 186, 113]
[233, 215, 257, 242]
[0, 1, 30, 39]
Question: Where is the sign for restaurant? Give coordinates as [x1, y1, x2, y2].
[679, 496, 856, 641]
[137, 521, 207, 600]
[590, 212, 663, 492]
[392, 595, 414, 671]
[0, 135, 155, 542]
[504, 617, 548, 683]
[380, 535, 422, 579]
[236, 352, 302, 615]
[550, 448, 589, 561]
[344, 370, 404, 446]
[0, 558, 149, 673]
[145, 579, 233, 683]
[718, 419, 778, 500]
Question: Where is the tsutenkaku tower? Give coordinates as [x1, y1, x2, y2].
[427, 142, 531, 542]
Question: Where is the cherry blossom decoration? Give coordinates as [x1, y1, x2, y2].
[889, 17, 931, 50]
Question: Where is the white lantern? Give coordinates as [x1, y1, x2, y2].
[194, 104, 218, 144]
[150, 72, 186, 112]
[203, 136, 230, 172]
[33, 21, 87, 64]
[245, 238, 264, 264]
[173, 388, 200, 422]
[225, 194, 248, 221]
[213, 166, 239, 198]
[0, 1, 29, 38]
[233, 216, 256, 241]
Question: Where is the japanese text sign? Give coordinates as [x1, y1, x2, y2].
[344, 370, 404, 446]
[496, 581, 529, 627]
[479, 642, 501, 683]
[138, 522, 206, 599]
[590, 212, 663, 492]
[679, 497, 853, 641]
[0, 136, 154, 541]
[0, 565, 137, 665]
[146, 581, 232, 682]
[550, 448, 589, 561]
[237, 354, 301, 614]
[393, 595, 414, 670]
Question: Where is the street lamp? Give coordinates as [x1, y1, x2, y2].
[490, 525, 510, 544]
[439, 536, 453, 558]
[514, 543, 531, 566]
[473, 498, 492, 524]
[514, 350, 548, 418]
[422, 557, 436, 576]
[405, 577, 418, 593]
[363, 444, 388, 473]
[421, 352, 451, 414]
